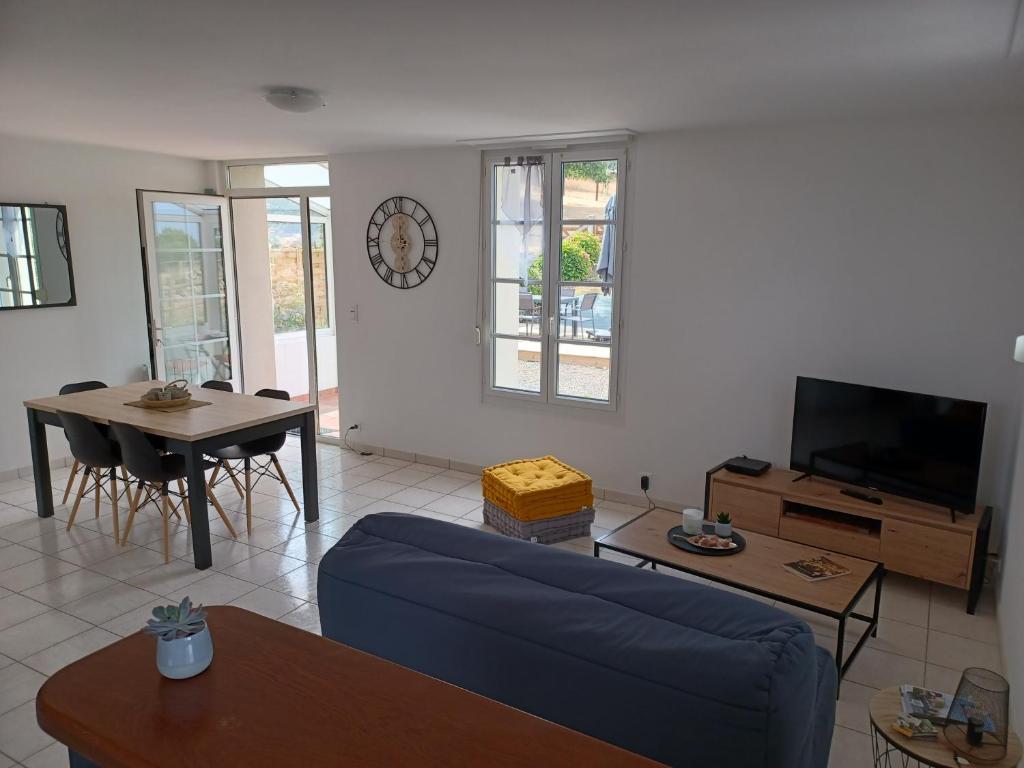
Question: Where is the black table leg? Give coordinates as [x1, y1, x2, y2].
[185, 445, 212, 570]
[835, 615, 845, 697]
[27, 408, 54, 518]
[300, 410, 318, 523]
[871, 570, 884, 637]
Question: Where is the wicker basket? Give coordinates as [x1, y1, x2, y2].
[483, 501, 594, 544]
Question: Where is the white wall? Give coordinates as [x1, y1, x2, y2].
[331, 112, 1024, 514]
[999, 406, 1024, 734]
[0, 133, 210, 474]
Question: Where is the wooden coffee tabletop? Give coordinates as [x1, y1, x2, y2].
[869, 687, 1022, 767]
[597, 507, 879, 615]
[36, 606, 664, 768]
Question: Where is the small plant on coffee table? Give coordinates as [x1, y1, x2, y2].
[142, 596, 207, 640]
[715, 512, 733, 538]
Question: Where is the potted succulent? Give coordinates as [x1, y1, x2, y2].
[715, 511, 733, 538]
[143, 596, 213, 679]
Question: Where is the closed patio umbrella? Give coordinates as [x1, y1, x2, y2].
[596, 194, 616, 293]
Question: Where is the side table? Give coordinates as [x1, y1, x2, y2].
[869, 687, 1021, 767]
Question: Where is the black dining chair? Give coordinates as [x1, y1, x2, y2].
[58, 410, 131, 543]
[58, 380, 108, 505]
[110, 422, 236, 563]
[200, 379, 246, 498]
[206, 388, 300, 536]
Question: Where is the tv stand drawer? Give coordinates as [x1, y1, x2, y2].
[779, 509, 881, 561]
[710, 482, 780, 536]
[881, 518, 970, 588]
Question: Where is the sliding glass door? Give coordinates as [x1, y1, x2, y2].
[137, 191, 241, 390]
[229, 193, 337, 437]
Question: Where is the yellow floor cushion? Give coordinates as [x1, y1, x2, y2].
[482, 456, 593, 522]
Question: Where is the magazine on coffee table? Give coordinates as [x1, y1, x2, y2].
[782, 556, 851, 582]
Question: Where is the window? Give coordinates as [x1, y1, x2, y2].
[227, 161, 329, 189]
[483, 148, 625, 407]
[263, 197, 333, 333]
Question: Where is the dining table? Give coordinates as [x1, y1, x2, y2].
[23, 381, 318, 570]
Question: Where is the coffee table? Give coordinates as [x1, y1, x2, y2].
[594, 508, 884, 693]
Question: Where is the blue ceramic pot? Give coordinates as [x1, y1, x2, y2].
[155, 625, 213, 679]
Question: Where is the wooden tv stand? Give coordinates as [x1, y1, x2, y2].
[704, 466, 991, 614]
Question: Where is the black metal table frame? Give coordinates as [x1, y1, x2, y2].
[593, 513, 885, 696]
[26, 406, 319, 570]
[870, 719, 948, 768]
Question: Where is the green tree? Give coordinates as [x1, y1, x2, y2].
[526, 231, 600, 294]
[563, 160, 615, 200]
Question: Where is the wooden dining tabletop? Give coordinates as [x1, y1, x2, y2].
[24, 381, 314, 441]
[36, 606, 664, 768]
[24, 381, 320, 569]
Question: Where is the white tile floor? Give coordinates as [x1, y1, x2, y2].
[0, 439, 1005, 767]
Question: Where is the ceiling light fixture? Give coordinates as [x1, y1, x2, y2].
[264, 87, 325, 114]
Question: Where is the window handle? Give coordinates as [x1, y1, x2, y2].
[548, 315, 555, 336]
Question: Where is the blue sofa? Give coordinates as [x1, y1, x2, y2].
[318, 513, 836, 768]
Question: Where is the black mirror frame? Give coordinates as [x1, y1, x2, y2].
[0, 202, 77, 311]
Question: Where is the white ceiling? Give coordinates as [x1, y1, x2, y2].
[2, 0, 1023, 160]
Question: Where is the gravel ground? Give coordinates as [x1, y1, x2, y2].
[517, 360, 609, 401]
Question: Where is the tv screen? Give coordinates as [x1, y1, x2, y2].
[790, 377, 986, 512]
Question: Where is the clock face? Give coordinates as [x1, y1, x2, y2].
[366, 196, 438, 289]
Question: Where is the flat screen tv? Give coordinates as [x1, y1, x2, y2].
[790, 377, 986, 512]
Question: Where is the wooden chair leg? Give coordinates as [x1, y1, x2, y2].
[208, 462, 221, 488]
[161, 485, 171, 564]
[176, 478, 191, 524]
[62, 459, 80, 505]
[223, 461, 245, 498]
[109, 468, 120, 545]
[121, 482, 143, 546]
[66, 467, 91, 531]
[271, 454, 301, 514]
[244, 457, 253, 537]
[207, 485, 237, 539]
[94, 468, 102, 519]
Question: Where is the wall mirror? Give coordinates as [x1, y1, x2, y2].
[1, 203, 76, 310]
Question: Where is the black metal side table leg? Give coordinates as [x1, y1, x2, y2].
[27, 408, 54, 518]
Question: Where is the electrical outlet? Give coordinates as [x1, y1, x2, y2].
[640, 473, 651, 491]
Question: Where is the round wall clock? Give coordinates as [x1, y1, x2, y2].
[366, 196, 438, 289]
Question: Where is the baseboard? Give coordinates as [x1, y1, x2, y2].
[0, 455, 74, 483]
[351, 442, 690, 513]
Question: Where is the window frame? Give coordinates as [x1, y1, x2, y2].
[481, 145, 627, 411]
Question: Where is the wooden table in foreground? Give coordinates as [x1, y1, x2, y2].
[36, 606, 663, 768]
[595, 507, 884, 693]
[24, 381, 318, 569]
[869, 687, 1021, 767]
